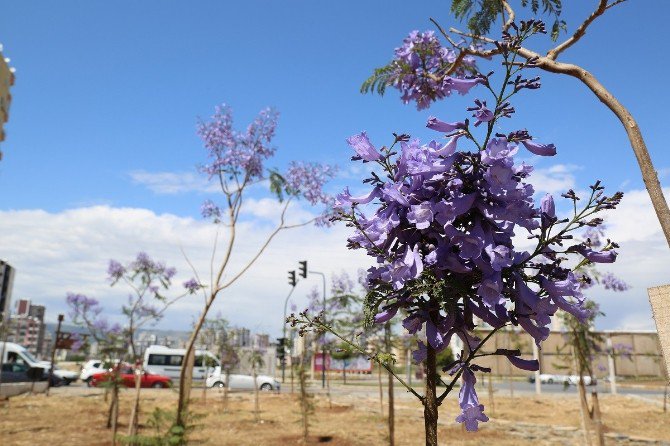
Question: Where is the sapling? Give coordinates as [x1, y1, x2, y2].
[291, 21, 623, 446]
[175, 105, 335, 430]
[107, 253, 196, 440]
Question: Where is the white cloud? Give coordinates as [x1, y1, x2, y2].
[0, 206, 367, 336]
[531, 164, 580, 195]
[128, 170, 219, 194]
[1, 185, 668, 336]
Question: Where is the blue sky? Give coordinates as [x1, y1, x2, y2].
[0, 1, 668, 335]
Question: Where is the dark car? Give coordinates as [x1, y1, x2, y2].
[0, 362, 64, 386]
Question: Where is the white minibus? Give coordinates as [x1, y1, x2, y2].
[143, 345, 220, 380]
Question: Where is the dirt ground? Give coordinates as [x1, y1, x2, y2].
[1, 386, 669, 446]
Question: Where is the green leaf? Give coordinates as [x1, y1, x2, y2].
[360, 63, 396, 96]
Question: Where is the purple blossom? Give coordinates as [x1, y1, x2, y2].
[426, 116, 465, 133]
[285, 161, 336, 206]
[385, 31, 481, 110]
[198, 105, 277, 180]
[601, 272, 629, 291]
[575, 245, 618, 263]
[201, 200, 222, 222]
[521, 139, 557, 156]
[468, 100, 494, 127]
[107, 260, 125, 281]
[183, 278, 201, 294]
[456, 368, 489, 431]
[346, 132, 382, 161]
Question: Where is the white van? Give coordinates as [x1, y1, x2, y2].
[143, 345, 220, 380]
[0, 341, 79, 384]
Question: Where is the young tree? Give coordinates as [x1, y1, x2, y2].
[363, 0, 670, 247]
[107, 253, 195, 440]
[293, 22, 623, 445]
[66, 294, 125, 445]
[175, 105, 335, 430]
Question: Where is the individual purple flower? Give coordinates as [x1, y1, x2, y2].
[468, 100, 494, 127]
[540, 193, 556, 229]
[407, 202, 434, 229]
[506, 354, 539, 371]
[346, 132, 382, 162]
[575, 245, 618, 263]
[426, 116, 465, 133]
[107, 260, 125, 281]
[456, 368, 489, 431]
[521, 139, 557, 156]
[183, 278, 201, 294]
[374, 306, 398, 324]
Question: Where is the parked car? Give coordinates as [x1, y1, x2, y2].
[529, 374, 596, 385]
[80, 359, 107, 386]
[89, 365, 172, 388]
[53, 367, 79, 385]
[206, 371, 280, 391]
[1, 362, 64, 387]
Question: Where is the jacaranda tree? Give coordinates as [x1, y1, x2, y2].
[174, 105, 335, 432]
[291, 21, 623, 446]
[363, 0, 670, 248]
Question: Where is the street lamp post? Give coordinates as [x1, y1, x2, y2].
[281, 283, 297, 383]
[307, 270, 327, 389]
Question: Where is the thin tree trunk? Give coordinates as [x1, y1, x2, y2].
[202, 366, 208, 405]
[223, 369, 230, 413]
[253, 362, 260, 423]
[378, 363, 384, 417]
[176, 297, 213, 428]
[423, 343, 438, 446]
[385, 322, 395, 446]
[290, 359, 294, 394]
[326, 365, 332, 409]
[299, 353, 309, 443]
[576, 364, 593, 446]
[127, 365, 142, 440]
[591, 390, 605, 446]
[110, 384, 120, 446]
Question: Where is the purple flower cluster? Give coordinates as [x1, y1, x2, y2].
[285, 161, 337, 206]
[336, 114, 622, 430]
[183, 278, 202, 294]
[389, 30, 480, 110]
[197, 105, 277, 180]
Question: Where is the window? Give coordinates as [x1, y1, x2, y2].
[148, 354, 168, 366]
[168, 355, 183, 366]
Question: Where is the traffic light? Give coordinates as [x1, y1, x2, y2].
[288, 270, 297, 287]
[298, 261, 307, 279]
[276, 337, 286, 359]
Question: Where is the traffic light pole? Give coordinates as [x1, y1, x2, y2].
[308, 270, 327, 389]
[281, 285, 297, 383]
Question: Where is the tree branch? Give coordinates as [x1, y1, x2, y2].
[501, 0, 515, 33]
[546, 0, 608, 60]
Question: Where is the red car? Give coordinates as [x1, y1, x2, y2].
[90, 365, 172, 388]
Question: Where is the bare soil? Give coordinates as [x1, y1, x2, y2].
[0, 386, 668, 445]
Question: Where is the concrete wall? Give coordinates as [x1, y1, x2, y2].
[469, 329, 665, 378]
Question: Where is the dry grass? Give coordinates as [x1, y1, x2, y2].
[0, 386, 668, 445]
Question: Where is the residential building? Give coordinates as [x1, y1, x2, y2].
[8, 299, 47, 358]
[0, 44, 15, 161]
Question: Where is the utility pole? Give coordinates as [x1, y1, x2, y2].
[47, 314, 63, 397]
[299, 260, 327, 389]
[281, 280, 297, 383]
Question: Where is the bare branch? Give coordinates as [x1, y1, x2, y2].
[219, 198, 293, 290]
[547, 0, 608, 60]
[501, 0, 515, 33]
